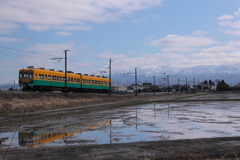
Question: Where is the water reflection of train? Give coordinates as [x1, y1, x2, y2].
[19, 121, 111, 148]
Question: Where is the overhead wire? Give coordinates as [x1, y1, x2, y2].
[0, 45, 61, 58]
[0, 47, 109, 72]
[0, 45, 108, 69]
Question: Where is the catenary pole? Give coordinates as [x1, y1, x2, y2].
[65, 50, 70, 92]
[153, 75, 155, 95]
[135, 68, 138, 96]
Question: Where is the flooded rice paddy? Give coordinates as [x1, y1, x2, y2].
[1, 101, 240, 149]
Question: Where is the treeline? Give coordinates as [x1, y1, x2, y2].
[201, 79, 237, 91]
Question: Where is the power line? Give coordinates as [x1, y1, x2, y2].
[0, 45, 106, 68]
[0, 51, 106, 75]
[0, 45, 60, 58]
[0, 47, 106, 69]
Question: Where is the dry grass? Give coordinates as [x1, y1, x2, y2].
[0, 92, 154, 116]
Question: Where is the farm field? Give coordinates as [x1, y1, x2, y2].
[1, 92, 240, 159]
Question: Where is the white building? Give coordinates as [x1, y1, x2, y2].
[113, 85, 127, 93]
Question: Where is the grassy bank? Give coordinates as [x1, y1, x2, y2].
[0, 92, 157, 116]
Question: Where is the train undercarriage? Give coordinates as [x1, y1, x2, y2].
[22, 85, 110, 93]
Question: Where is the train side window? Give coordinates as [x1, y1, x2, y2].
[48, 75, 51, 80]
[57, 76, 60, 81]
[74, 78, 76, 82]
[67, 77, 70, 82]
[45, 75, 47, 80]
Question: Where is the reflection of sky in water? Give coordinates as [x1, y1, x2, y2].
[2, 101, 240, 149]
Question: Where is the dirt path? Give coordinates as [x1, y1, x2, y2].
[1, 137, 240, 159]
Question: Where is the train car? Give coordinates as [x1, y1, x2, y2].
[19, 66, 111, 92]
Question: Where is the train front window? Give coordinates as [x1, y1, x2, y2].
[19, 71, 33, 79]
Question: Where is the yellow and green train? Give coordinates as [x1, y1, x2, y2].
[19, 66, 111, 92]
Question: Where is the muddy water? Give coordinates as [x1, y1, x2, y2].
[1, 101, 240, 149]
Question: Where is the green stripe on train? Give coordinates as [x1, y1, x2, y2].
[19, 80, 111, 90]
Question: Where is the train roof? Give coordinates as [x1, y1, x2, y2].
[20, 67, 109, 79]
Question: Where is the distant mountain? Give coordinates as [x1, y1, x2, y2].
[0, 78, 18, 85]
[0, 84, 20, 90]
[112, 63, 240, 86]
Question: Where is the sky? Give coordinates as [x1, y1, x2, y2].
[1, 0, 240, 84]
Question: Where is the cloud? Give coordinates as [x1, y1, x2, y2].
[218, 8, 240, 35]
[27, 24, 91, 32]
[145, 35, 217, 47]
[56, 31, 72, 36]
[0, 21, 19, 34]
[202, 46, 236, 53]
[99, 52, 126, 59]
[221, 30, 240, 35]
[226, 40, 240, 46]
[131, 19, 144, 23]
[0, 37, 24, 42]
[0, 0, 163, 32]
[145, 37, 154, 40]
[130, 51, 136, 54]
[112, 49, 240, 73]
[219, 20, 240, 29]
[25, 42, 76, 58]
[162, 47, 197, 53]
[191, 51, 240, 61]
[192, 30, 210, 37]
[218, 14, 233, 20]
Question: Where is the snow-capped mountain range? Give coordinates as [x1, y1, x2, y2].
[111, 63, 240, 86]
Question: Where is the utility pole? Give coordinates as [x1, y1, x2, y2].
[168, 75, 170, 93]
[153, 75, 155, 96]
[109, 58, 113, 96]
[186, 77, 187, 92]
[178, 78, 179, 93]
[65, 50, 70, 92]
[135, 68, 138, 96]
[123, 68, 137, 96]
[198, 79, 200, 91]
[51, 50, 69, 92]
